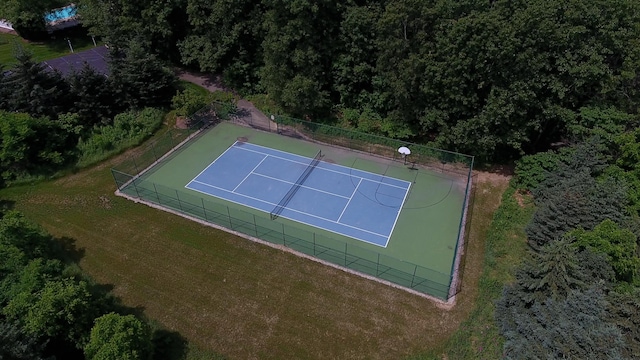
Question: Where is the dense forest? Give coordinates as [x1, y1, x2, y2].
[2, 0, 640, 359]
[75, 0, 640, 161]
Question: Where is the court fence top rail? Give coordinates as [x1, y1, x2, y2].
[111, 101, 474, 302]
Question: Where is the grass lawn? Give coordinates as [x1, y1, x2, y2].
[0, 126, 512, 359]
[0, 29, 99, 67]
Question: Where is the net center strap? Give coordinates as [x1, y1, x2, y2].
[270, 150, 323, 220]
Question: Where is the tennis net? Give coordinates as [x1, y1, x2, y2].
[270, 150, 323, 220]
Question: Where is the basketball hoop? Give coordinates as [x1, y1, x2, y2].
[398, 146, 411, 165]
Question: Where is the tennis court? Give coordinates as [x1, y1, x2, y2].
[42, 46, 109, 77]
[186, 142, 410, 247]
[113, 113, 472, 300]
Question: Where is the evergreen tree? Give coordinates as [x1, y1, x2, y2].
[526, 139, 628, 246]
[3, 48, 73, 119]
[608, 289, 640, 358]
[498, 286, 625, 360]
[68, 64, 117, 129]
[109, 41, 177, 110]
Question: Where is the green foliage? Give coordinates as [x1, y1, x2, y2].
[109, 40, 177, 109]
[2, 47, 72, 118]
[178, 0, 264, 93]
[0, 211, 59, 260]
[260, 0, 342, 117]
[516, 238, 586, 303]
[171, 88, 237, 118]
[78, 0, 187, 60]
[513, 150, 566, 191]
[526, 139, 628, 246]
[569, 219, 640, 283]
[77, 108, 165, 167]
[607, 289, 640, 358]
[497, 286, 625, 360]
[413, 184, 533, 359]
[85, 313, 152, 360]
[68, 65, 119, 129]
[3, 278, 99, 348]
[568, 106, 635, 144]
[0, 111, 72, 182]
[74, 0, 640, 160]
[0, 319, 48, 360]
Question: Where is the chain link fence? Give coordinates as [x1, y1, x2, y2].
[112, 102, 474, 301]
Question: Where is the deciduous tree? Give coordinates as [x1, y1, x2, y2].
[84, 313, 152, 360]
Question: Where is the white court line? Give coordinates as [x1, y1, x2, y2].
[337, 178, 362, 223]
[186, 141, 241, 187]
[232, 155, 268, 192]
[235, 143, 410, 190]
[187, 180, 390, 238]
[251, 172, 351, 199]
[386, 182, 413, 238]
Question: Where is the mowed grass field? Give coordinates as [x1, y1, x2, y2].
[0, 128, 509, 359]
[0, 31, 98, 66]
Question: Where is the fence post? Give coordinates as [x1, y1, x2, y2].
[151, 143, 159, 161]
[253, 215, 258, 237]
[226, 207, 233, 228]
[175, 190, 184, 212]
[201, 198, 208, 221]
[410, 265, 417, 288]
[110, 170, 122, 191]
[152, 183, 161, 203]
[132, 180, 141, 198]
[132, 157, 140, 175]
[313, 233, 316, 256]
[344, 243, 347, 266]
[376, 254, 380, 276]
[282, 223, 286, 245]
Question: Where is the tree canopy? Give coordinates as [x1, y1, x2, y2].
[77, 0, 640, 160]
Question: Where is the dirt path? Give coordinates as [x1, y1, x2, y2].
[176, 68, 513, 187]
[176, 69, 274, 130]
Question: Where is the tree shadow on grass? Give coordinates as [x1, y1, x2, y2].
[0, 199, 15, 213]
[152, 329, 188, 360]
[54, 236, 85, 263]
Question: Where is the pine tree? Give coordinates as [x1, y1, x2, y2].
[108, 40, 177, 110]
[68, 65, 117, 129]
[3, 47, 73, 119]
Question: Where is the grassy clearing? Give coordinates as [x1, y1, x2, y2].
[411, 183, 534, 359]
[177, 80, 211, 97]
[0, 142, 511, 359]
[0, 30, 99, 67]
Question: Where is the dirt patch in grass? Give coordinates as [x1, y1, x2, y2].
[1, 157, 510, 359]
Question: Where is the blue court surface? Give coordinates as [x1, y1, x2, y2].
[185, 142, 411, 247]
